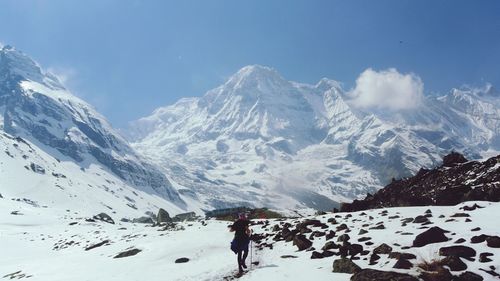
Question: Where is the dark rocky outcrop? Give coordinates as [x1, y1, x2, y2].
[341, 153, 500, 212]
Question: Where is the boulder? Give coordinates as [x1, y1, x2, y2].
[393, 258, 413, 269]
[93, 213, 115, 224]
[441, 256, 467, 271]
[157, 208, 172, 223]
[175, 257, 189, 263]
[454, 271, 483, 281]
[439, 245, 476, 259]
[486, 236, 500, 248]
[332, 258, 361, 274]
[114, 248, 141, 258]
[293, 234, 312, 251]
[373, 243, 392, 255]
[389, 252, 416, 260]
[322, 241, 338, 251]
[351, 269, 418, 281]
[412, 226, 449, 247]
[132, 216, 154, 224]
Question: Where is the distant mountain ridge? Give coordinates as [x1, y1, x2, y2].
[129, 65, 500, 211]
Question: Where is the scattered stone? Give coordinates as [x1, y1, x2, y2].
[486, 236, 500, 248]
[311, 251, 324, 259]
[358, 237, 371, 242]
[369, 253, 380, 265]
[388, 252, 416, 260]
[471, 227, 481, 232]
[439, 245, 476, 259]
[322, 241, 338, 251]
[157, 208, 172, 223]
[358, 229, 368, 235]
[336, 223, 348, 231]
[479, 252, 493, 263]
[348, 244, 364, 257]
[373, 243, 392, 255]
[93, 213, 115, 224]
[412, 226, 449, 247]
[175, 257, 189, 263]
[393, 258, 413, 269]
[351, 269, 418, 281]
[413, 215, 429, 224]
[85, 240, 110, 251]
[369, 224, 385, 230]
[450, 213, 470, 218]
[114, 248, 141, 258]
[455, 271, 484, 281]
[332, 258, 361, 274]
[337, 234, 350, 243]
[293, 234, 312, 251]
[280, 255, 298, 259]
[455, 238, 466, 244]
[471, 234, 490, 244]
[325, 230, 335, 240]
[460, 204, 484, 211]
[441, 255, 467, 271]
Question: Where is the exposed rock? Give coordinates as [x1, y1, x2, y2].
[293, 234, 312, 251]
[175, 257, 189, 263]
[373, 243, 392, 255]
[280, 255, 298, 259]
[442, 151, 467, 167]
[322, 241, 338, 251]
[393, 258, 413, 269]
[455, 271, 484, 281]
[441, 256, 467, 271]
[325, 230, 335, 240]
[157, 208, 172, 223]
[486, 236, 500, 248]
[337, 234, 350, 242]
[413, 215, 429, 224]
[114, 248, 141, 258]
[388, 252, 416, 260]
[358, 229, 368, 235]
[85, 240, 110, 251]
[439, 245, 476, 259]
[93, 213, 115, 224]
[351, 269, 418, 281]
[471, 234, 490, 244]
[332, 258, 361, 274]
[310, 251, 324, 259]
[479, 252, 493, 263]
[412, 227, 449, 247]
[132, 216, 155, 224]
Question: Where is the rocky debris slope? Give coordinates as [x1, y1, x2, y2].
[249, 201, 500, 281]
[340, 152, 500, 212]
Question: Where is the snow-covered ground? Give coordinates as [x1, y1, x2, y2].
[1, 200, 499, 280]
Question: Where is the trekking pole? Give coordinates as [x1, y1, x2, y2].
[250, 240, 253, 270]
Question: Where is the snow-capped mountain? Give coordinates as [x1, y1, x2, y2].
[129, 65, 500, 211]
[0, 45, 186, 217]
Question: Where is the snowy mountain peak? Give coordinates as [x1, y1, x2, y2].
[0, 45, 63, 90]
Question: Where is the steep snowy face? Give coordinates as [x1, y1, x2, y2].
[0, 46, 183, 205]
[130, 65, 500, 211]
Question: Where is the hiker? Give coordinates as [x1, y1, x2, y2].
[229, 213, 251, 274]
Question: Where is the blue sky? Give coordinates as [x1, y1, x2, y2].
[1, 0, 499, 127]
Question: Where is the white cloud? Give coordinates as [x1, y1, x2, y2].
[47, 66, 77, 85]
[348, 68, 424, 111]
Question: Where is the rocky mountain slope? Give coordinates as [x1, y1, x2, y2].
[129, 65, 500, 211]
[0, 45, 185, 217]
[340, 152, 500, 212]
